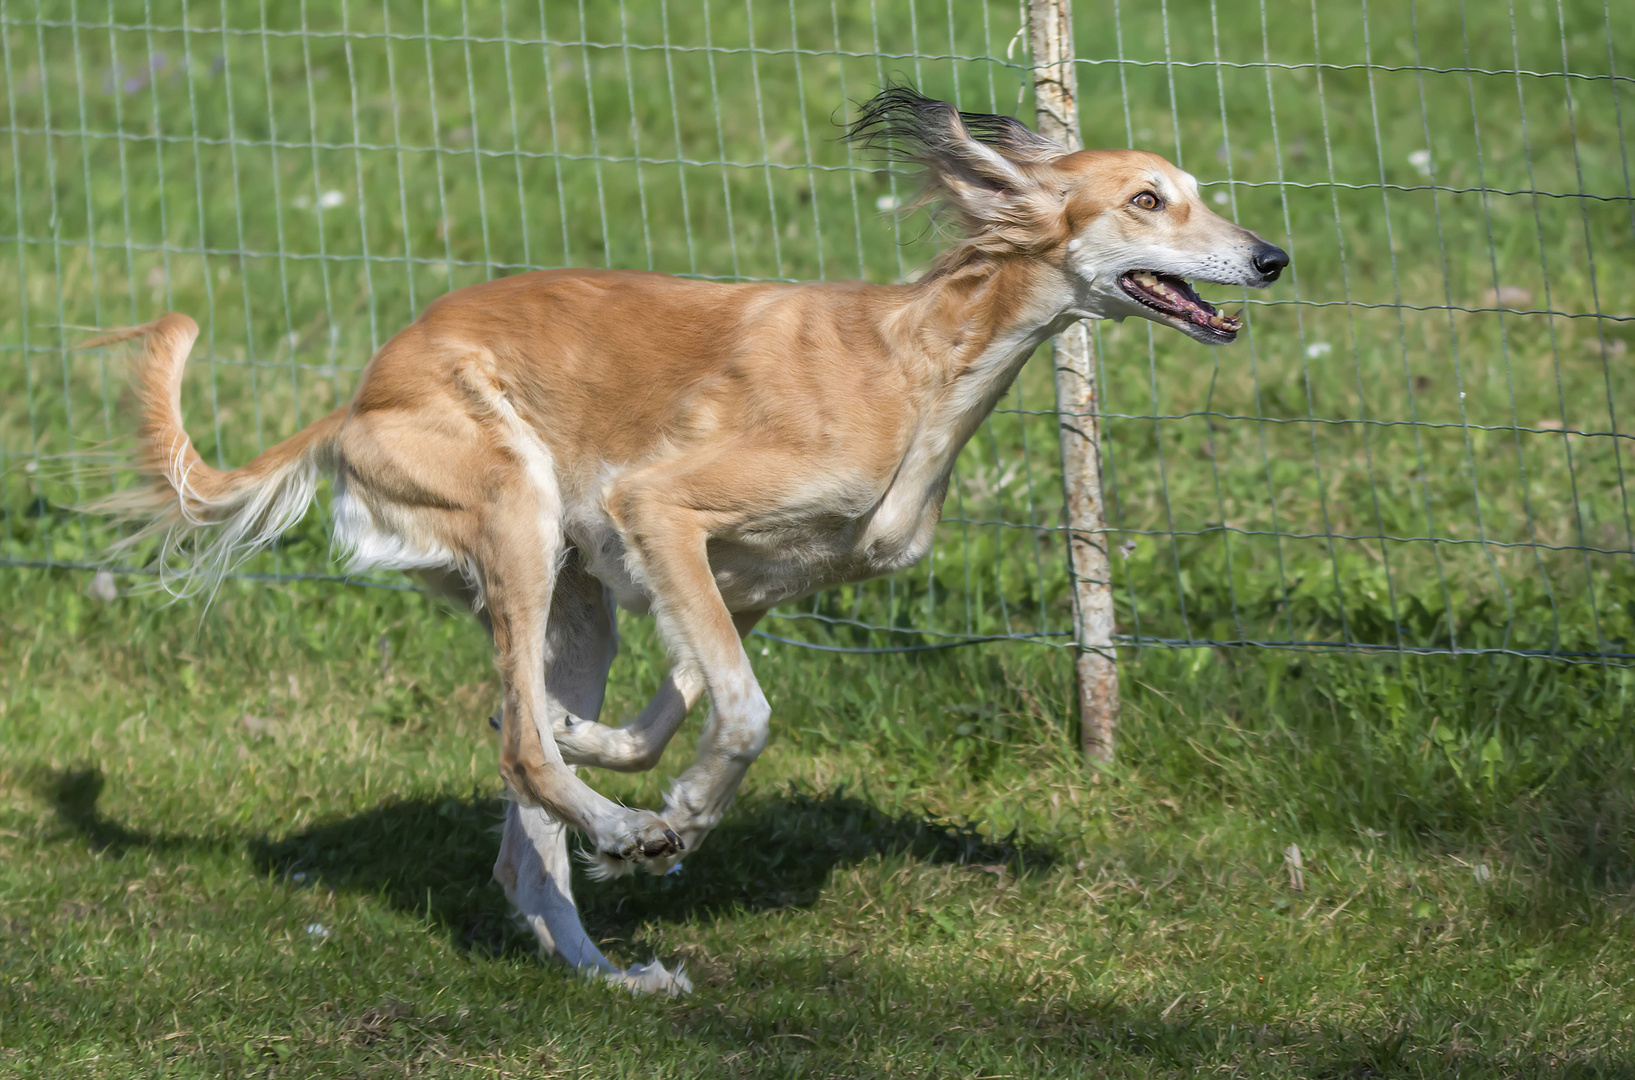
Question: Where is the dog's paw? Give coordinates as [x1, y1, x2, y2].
[657, 797, 719, 861]
[606, 958, 692, 996]
[552, 716, 653, 771]
[582, 811, 684, 880]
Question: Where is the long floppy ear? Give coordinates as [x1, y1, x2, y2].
[845, 84, 1066, 254]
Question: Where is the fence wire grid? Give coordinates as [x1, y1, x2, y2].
[1, 0, 1631, 665]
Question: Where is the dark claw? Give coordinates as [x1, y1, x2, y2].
[631, 830, 670, 856]
[664, 828, 685, 852]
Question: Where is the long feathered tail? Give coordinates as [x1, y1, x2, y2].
[81, 313, 348, 596]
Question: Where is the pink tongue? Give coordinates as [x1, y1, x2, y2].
[1150, 277, 1204, 312]
[1130, 274, 1235, 331]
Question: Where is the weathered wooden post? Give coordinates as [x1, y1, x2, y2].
[1028, 0, 1120, 759]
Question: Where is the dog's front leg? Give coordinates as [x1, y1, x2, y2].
[599, 489, 772, 877]
[657, 607, 775, 856]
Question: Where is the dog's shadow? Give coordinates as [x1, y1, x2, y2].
[579, 784, 1054, 937]
[35, 767, 1051, 958]
[247, 782, 1052, 956]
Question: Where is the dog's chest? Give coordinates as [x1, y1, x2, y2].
[706, 506, 937, 609]
[571, 492, 940, 615]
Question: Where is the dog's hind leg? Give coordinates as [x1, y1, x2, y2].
[495, 806, 690, 994]
[493, 556, 691, 995]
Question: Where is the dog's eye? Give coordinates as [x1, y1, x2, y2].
[1131, 191, 1162, 211]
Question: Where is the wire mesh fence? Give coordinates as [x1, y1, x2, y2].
[1079, 0, 1634, 665]
[1, 0, 1630, 665]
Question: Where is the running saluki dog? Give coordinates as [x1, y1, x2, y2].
[88, 86, 1287, 993]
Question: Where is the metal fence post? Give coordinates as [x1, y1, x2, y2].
[1028, 0, 1120, 760]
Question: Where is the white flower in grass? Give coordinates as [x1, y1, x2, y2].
[874, 194, 900, 212]
[1212, 190, 1230, 205]
[88, 570, 118, 603]
[1407, 149, 1433, 176]
[317, 189, 345, 210]
[1305, 341, 1333, 359]
[305, 923, 329, 940]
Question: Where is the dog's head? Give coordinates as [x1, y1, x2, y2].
[1054, 149, 1287, 343]
[847, 86, 1288, 345]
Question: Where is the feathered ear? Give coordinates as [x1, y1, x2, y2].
[845, 84, 1066, 254]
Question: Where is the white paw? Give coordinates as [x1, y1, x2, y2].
[581, 847, 682, 880]
[580, 810, 685, 880]
[607, 958, 693, 996]
[658, 798, 719, 859]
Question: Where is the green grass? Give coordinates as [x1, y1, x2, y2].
[3, 0, 1635, 1076]
[2, 568, 1632, 1077]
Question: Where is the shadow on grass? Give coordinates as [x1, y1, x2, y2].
[250, 782, 1054, 956]
[36, 766, 235, 858]
[28, 767, 1635, 1076]
[34, 765, 1051, 957]
[580, 784, 1053, 938]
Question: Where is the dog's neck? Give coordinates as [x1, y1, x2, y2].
[903, 246, 1079, 436]
[859, 249, 1078, 567]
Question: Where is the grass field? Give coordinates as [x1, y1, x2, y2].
[2, 570, 1633, 1077]
[3, 0, 1635, 1076]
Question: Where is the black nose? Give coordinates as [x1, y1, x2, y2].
[1252, 243, 1290, 282]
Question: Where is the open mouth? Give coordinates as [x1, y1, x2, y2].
[1119, 270, 1242, 338]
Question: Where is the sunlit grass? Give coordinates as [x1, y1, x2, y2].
[1, 568, 1631, 1077]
